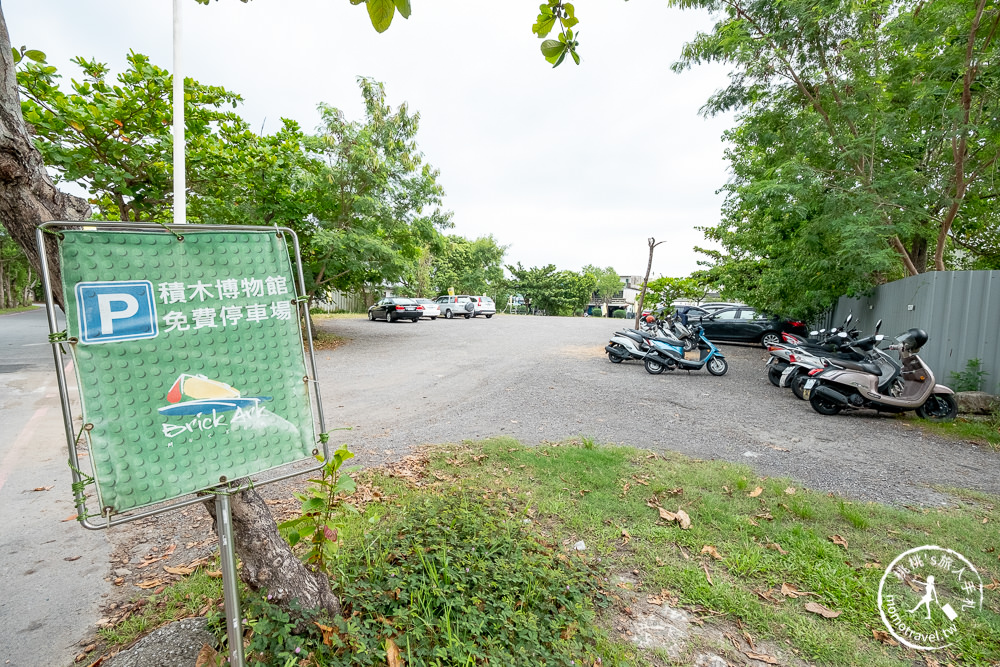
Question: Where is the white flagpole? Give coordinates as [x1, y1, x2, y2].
[172, 0, 186, 225]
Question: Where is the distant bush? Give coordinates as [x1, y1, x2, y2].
[950, 358, 989, 392]
[611, 310, 627, 319]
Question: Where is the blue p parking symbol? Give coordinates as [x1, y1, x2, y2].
[76, 281, 158, 344]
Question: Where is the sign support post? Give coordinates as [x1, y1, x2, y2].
[215, 490, 246, 666]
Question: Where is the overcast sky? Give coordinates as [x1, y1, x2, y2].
[6, 1, 733, 278]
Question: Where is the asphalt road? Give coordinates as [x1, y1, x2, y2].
[0, 308, 111, 667]
[314, 314, 999, 505]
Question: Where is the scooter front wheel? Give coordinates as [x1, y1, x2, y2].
[916, 393, 958, 421]
[608, 351, 625, 364]
[644, 358, 666, 375]
[707, 357, 728, 376]
[767, 366, 782, 386]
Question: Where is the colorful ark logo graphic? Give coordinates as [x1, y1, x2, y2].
[159, 374, 270, 416]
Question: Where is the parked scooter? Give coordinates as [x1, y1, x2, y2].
[801, 328, 957, 419]
[787, 326, 904, 400]
[642, 323, 728, 376]
[765, 314, 865, 387]
[606, 314, 697, 364]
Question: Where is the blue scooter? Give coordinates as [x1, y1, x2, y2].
[642, 324, 728, 376]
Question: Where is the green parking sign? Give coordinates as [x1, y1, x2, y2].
[57, 228, 318, 515]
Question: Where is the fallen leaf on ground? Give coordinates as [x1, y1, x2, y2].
[984, 578, 999, 591]
[621, 528, 631, 545]
[701, 545, 722, 560]
[164, 565, 195, 576]
[622, 482, 631, 496]
[658, 507, 677, 521]
[755, 511, 774, 521]
[31, 486, 53, 492]
[64, 555, 81, 562]
[61, 514, 78, 522]
[315, 622, 335, 646]
[701, 561, 713, 585]
[829, 534, 849, 549]
[766, 543, 788, 555]
[755, 589, 783, 604]
[748, 487, 763, 497]
[784, 487, 796, 495]
[872, 630, 898, 645]
[136, 579, 167, 589]
[803, 601, 841, 618]
[386, 637, 403, 667]
[676, 509, 692, 530]
[206, 570, 222, 578]
[194, 644, 218, 667]
[745, 652, 779, 665]
[780, 582, 816, 598]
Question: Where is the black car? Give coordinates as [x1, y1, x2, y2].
[368, 297, 424, 322]
[692, 307, 807, 347]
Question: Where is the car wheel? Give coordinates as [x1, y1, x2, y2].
[430, 316, 437, 321]
[760, 332, 781, 348]
[707, 357, 728, 376]
[368, 311, 375, 321]
[445, 309, 453, 319]
[916, 393, 958, 421]
[465, 314, 472, 319]
[644, 358, 666, 375]
[486, 314, 493, 319]
[767, 366, 783, 387]
[387, 311, 394, 323]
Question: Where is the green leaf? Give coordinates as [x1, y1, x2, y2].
[367, 0, 395, 33]
[394, 0, 411, 19]
[533, 16, 556, 37]
[301, 497, 325, 513]
[540, 40, 565, 58]
[286, 531, 300, 547]
[571, 50, 581, 65]
[334, 476, 357, 495]
[11, 48, 21, 64]
[24, 49, 46, 63]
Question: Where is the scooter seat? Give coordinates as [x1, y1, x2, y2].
[829, 358, 882, 376]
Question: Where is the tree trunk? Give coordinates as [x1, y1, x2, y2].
[0, 6, 90, 309]
[633, 238, 661, 329]
[204, 485, 341, 618]
[0, 6, 339, 622]
[909, 235, 928, 274]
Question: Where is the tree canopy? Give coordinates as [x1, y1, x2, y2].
[673, 0, 1000, 318]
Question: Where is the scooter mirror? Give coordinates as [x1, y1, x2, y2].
[875, 319, 882, 333]
[844, 313, 853, 327]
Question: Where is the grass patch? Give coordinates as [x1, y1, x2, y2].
[103, 440, 1000, 666]
[309, 330, 349, 351]
[97, 567, 223, 647]
[0, 305, 37, 315]
[908, 413, 1000, 452]
[312, 312, 366, 320]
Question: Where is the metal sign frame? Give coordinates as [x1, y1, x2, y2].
[36, 222, 329, 529]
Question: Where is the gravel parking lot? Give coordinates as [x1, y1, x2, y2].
[315, 314, 999, 506]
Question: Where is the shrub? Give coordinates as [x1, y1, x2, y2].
[611, 310, 627, 318]
[949, 358, 989, 392]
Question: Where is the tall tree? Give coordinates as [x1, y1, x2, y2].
[18, 52, 245, 222]
[306, 77, 452, 306]
[582, 264, 620, 315]
[431, 234, 507, 299]
[674, 0, 1000, 318]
